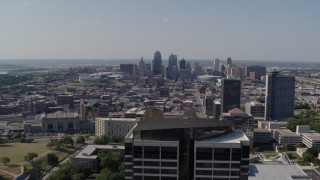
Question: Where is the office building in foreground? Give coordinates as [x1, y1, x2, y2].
[124, 118, 250, 180]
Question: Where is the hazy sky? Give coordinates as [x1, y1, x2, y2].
[0, 0, 319, 61]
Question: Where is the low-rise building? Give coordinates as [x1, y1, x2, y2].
[245, 101, 265, 118]
[301, 133, 320, 149]
[73, 145, 124, 173]
[272, 129, 301, 146]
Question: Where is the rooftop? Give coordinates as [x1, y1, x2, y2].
[302, 133, 320, 141]
[134, 118, 231, 132]
[74, 145, 124, 159]
[274, 129, 300, 137]
[249, 164, 309, 180]
[196, 130, 249, 144]
[96, 117, 138, 122]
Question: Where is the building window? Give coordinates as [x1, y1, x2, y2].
[214, 148, 230, 161]
[196, 170, 212, 175]
[133, 146, 142, 158]
[213, 163, 230, 168]
[144, 168, 160, 174]
[161, 161, 177, 167]
[144, 146, 160, 159]
[161, 147, 178, 159]
[161, 169, 177, 175]
[212, 170, 229, 176]
[144, 161, 160, 167]
[196, 162, 212, 168]
[232, 148, 242, 161]
[196, 147, 212, 160]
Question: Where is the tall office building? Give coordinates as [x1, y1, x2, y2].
[179, 58, 186, 69]
[227, 57, 232, 65]
[265, 70, 295, 120]
[167, 54, 178, 80]
[221, 79, 241, 113]
[168, 54, 178, 67]
[138, 57, 146, 77]
[124, 118, 250, 180]
[152, 51, 162, 75]
[214, 58, 220, 71]
[246, 65, 266, 80]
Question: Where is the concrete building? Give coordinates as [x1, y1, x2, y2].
[301, 133, 320, 149]
[213, 100, 221, 120]
[138, 57, 146, 77]
[272, 129, 301, 146]
[205, 95, 214, 116]
[245, 101, 265, 118]
[73, 145, 124, 173]
[265, 70, 295, 120]
[124, 118, 250, 180]
[214, 58, 220, 72]
[253, 128, 273, 145]
[95, 117, 138, 139]
[120, 64, 137, 75]
[221, 79, 241, 113]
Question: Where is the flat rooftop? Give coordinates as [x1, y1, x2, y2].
[95, 117, 138, 122]
[249, 164, 309, 180]
[274, 129, 300, 137]
[74, 145, 124, 159]
[134, 118, 231, 131]
[196, 130, 249, 144]
[302, 133, 320, 141]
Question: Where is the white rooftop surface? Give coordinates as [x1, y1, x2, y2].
[302, 132, 320, 141]
[95, 117, 138, 122]
[249, 164, 309, 180]
[197, 130, 249, 143]
[74, 145, 124, 159]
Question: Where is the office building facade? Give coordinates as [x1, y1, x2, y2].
[152, 51, 162, 75]
[221, 79, 241, 113]
[264, 71, 295, 120]
[124, 119, 250, 180]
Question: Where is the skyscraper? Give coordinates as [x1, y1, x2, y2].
[167, 54, 178, 80]
[168, 54, 177, 67]
[264, 70, 295, 120]
[227, 57, 232, 65]
[221, 78, 241, 113]
[152, 51, 162, 75]
[179, 58, 186, 69]
[138, 57, 146, 77]
[214, 58, 220, 71]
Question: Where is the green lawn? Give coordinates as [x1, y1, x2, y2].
[287, 151, 300, 159]
[0, 141, 49, 164]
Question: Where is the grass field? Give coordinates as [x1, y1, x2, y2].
[0, 139, 49, 164]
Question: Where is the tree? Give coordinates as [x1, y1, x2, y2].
[76, 136, 85, 145]
[24, 152, 38, 165]
[47, 153, 58, 166]
[0, 157, 10, 166]
[284, 143, 291, 151]
[61, 136, 74, 147]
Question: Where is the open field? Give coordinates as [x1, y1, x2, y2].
[0, 143, 49, 164]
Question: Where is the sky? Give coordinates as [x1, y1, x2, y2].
[0, 0, 319, 61]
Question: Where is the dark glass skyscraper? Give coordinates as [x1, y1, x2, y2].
[221, 79, 241, 113]
[152, 51, 162, 75]
[179, 58, 186, 69]
[265, 70, 295, 120]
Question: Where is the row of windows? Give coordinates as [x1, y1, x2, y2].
[133, 161, 177, 167]
[133, 176, 176, 180]
[133, 146, 178, 159]
[196, 148, 244, 161]
[133, 168, 177, 175]
[196, 170, 240, 176]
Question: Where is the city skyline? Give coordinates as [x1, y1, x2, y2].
[0, 0, 319, 61]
